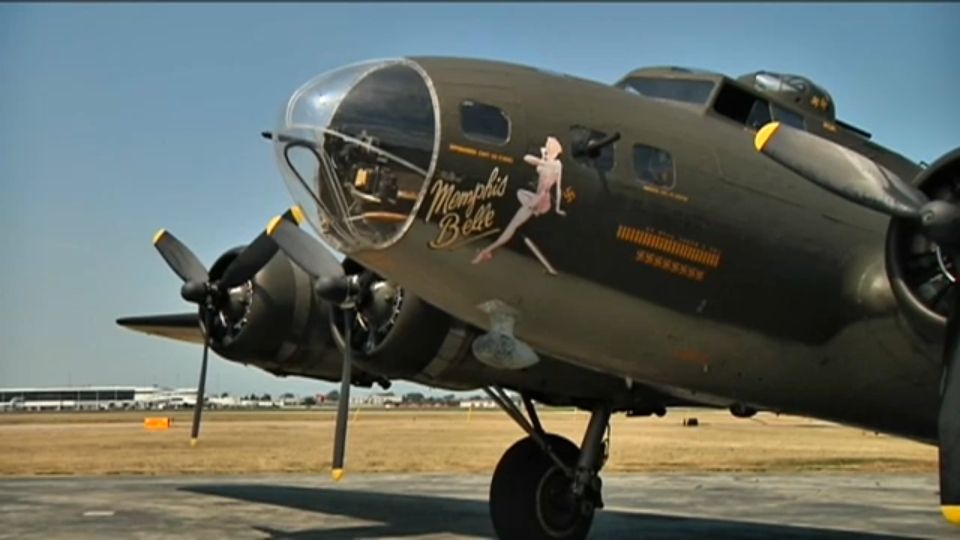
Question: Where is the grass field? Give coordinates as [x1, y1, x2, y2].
[0, 408, 937, 477]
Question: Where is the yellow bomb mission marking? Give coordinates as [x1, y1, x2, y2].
[617, 225, 721, 268]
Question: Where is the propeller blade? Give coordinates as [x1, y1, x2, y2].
[267, 217, 344, 280]
[754, 122, 927, 219]
[218, 207, 306, 289]
[940, 289, 960, 524]
[331, 308, 354, 481]
[189, 309, 213, 447]
[153, 229, 208, 284]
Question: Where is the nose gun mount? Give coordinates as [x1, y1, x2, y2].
[270, 59, 440, 254]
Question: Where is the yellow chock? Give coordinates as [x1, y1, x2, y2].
[143, 417, 172, 431]
[189, 438, 198, 448]
[331, 468, 345, 482]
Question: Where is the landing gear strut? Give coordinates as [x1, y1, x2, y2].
[484, 386, 611, 540]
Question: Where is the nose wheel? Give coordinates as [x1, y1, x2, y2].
[484, 387, 610, 540]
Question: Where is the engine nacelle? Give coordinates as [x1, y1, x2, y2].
[327, 261, 682, 410]
[194, 250, 688, 410]
[886, 149, 960, 341]
[204, 248, 374, 384]
[324, 260, 452, 379]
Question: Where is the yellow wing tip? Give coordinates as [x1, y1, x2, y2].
[266, 215, 284, 237]
[290, 205, 305, 225]
[943, 506, 960, 525]
[152, 229, 167, 245]
[331, 468, 345, 482]
[189, 438, 198, 448]
[754, 122, 781, 152]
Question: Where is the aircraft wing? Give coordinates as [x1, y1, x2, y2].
[116, 313, 203, 345]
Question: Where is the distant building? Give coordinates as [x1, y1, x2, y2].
[351, 392, 403, 408]
[279, 396, 304, 408]
[0, 386, 168, 411]
[0, 386, 214, 411]
[207, 395, 240, 408]
[459, 398, 498, 409]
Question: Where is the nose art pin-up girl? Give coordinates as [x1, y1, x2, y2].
[472, 136, 566, 265]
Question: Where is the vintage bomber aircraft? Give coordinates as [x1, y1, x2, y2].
[119, 57, 960, 538]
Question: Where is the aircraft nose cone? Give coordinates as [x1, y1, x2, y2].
[271, 59, 438, 253]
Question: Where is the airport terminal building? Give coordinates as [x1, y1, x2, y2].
[0, 386, 197, 411]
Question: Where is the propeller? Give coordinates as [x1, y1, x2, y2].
[266, 215, 345, 294]
[332, 308, 354, 481]
[266, 215, 363, 481]
[754, 122, 960, 523]
[151, 207, 304, 446]
[754, 122, 960, 237]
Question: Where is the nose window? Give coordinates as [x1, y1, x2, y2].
[329, 64, 436, 173]
[274, 60, 438, 251]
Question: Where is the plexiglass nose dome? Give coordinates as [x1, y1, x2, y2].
[272, 59, 439, 252]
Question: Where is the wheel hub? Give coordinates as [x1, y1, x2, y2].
[536, 466, 582, 537]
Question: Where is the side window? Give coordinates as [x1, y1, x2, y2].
[460, 101, 510, 145]
[633, 144, 676, 190]
[771, 103, 806, 130]
[713, 83, 771, 130]
[569, 125, 615, 172]
[745, 100, 772, 130]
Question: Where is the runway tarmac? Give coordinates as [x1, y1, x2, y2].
[0, 473, 955, 539]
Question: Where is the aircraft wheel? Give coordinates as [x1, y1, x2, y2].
[489, 434, 594, 540]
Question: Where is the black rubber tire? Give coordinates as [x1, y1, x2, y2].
[489, 434, 594, 540]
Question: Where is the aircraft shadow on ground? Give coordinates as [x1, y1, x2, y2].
[182, 483, 913, 540]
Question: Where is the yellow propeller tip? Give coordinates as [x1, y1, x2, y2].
[152, 229, 167, 245]
[266, 215, 284, 237]
[754, 122, 781, 152]
[189, 438, 198, 448]
[290, 205, 305, 225]
[943, 505, 960, 525]
[331, 468, 345, 482]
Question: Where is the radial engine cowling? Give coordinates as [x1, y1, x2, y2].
[324, 261, 452, 380]
[202, 247, 346, 382]
[886, 150, 960, 340]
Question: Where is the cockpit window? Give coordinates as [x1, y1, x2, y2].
[713, 83, 772, 130]
[771, 103, 806, 130]
[619, 77, 716, 105]
[570, 126, 615, 172]
[746, 100, 772, 130]
[752, 71, 808, 94]
[460, 101, 510, 145]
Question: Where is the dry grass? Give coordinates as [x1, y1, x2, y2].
[0, 408, 936, 477]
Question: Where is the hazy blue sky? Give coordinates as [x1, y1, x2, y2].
[1, 3, 958, 397]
